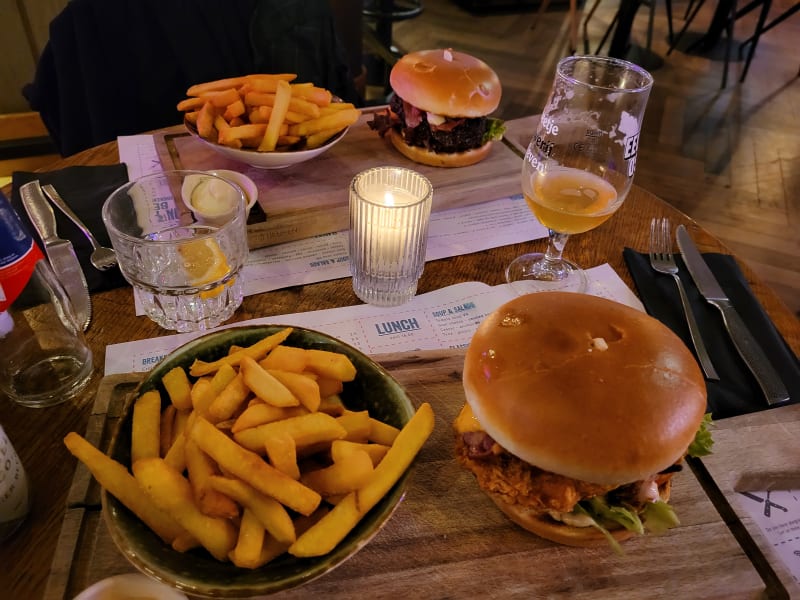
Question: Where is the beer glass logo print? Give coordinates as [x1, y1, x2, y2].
[612, 111, 641, 176]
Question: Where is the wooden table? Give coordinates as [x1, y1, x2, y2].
[1, 115, 798, 599]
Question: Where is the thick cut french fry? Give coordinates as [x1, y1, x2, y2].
[190, 378, 214, 417]
[259, 344, 308, 373]
[234, 412, 347, 454]
[133, 458, 238, 561]
[185, 439, 240, 519]
[240, 356, 298, 407]
[336, 410, 371, 443]
[304, 349, 357, 381]
[162, 366, 193, 411]
[177, 96, 206, 112]
[318, 393, 346, 415]
[263, 430, 300, 480]
[187, 75, 248, 96]
[290, 84, 332, 106]
[211, 362, 238, 393]
[244, 91, 320, 119]
[64, 433, 187, 545]
[288, 402, 434, 557]
[318, 102, 357, 113]
[172, 532, 200, 553]
[276, 135, 302, 148]
[132, 390, 162, 463]
[255, 505, 330, 567]
[189, 328, 293, 377]
[317, 377, 344, 398]
[330, 440, 390, 467]
[369, 418, 401, 446]
[242, 73, 297, 91]
[229, 508, 267, 569]
[214, 114, 231, 139]
[223, 99, 246, 121]
[208, 373, 251, 423]
[190, 416, 321, 516]
[305, 127, 342, 149]
[202, 88, 240, 108]
[163, 430, 187, 473]
[208, 475, 295, 544]
[300, 449, 373, 496]
[219, 123, 266, 144]
[287, 108, 360, 138]
[231, 403, 307, 434]
[196, 101, 216, 140]
[267, 369, 321, 412]
[160, 405, 176, 457]
[173, 408, 190, 442]
[259, 79, 292, 151]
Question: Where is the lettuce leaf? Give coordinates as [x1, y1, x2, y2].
[572, 504, 624, 556]
[483, 118, 506, 143]
[688, 413, 714, 457]
[584, 496, 644, 535]
[641, 500, 681, 535]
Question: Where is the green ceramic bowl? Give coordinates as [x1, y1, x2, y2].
[102, 325, 416, 598]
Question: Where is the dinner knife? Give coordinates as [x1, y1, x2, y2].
[676, 225, 789, 406]
[19, 181, 92, 332]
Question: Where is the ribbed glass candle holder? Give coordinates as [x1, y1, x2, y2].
[349, 167, 433, 307]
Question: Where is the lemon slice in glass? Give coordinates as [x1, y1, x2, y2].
[178, 239, 232, 299]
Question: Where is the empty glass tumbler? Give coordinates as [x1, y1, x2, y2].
[0, 191, 93, 408]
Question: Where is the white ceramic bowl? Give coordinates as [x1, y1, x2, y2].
[184, 120, 348, 170]
[181, 170, 258, 226]
[74, 573, 188, 600]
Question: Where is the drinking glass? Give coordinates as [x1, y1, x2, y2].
[102, 170, 249, 332]
[506, 55, 653, 294]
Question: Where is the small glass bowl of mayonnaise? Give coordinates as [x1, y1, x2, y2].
[181, 169, 257, 226]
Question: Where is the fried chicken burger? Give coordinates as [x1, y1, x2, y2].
[368, 48, 505, 167]
[455, 292, 713, 550]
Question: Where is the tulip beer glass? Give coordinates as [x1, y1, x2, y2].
[506, 55, 653, 294]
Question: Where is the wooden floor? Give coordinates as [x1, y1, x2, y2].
[385, 0, 800, 314]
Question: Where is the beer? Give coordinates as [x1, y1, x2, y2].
[524, 167, 619, 235]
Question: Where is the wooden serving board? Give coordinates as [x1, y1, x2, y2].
[44, 351, 798, 599]
[153, 112, 525, 250]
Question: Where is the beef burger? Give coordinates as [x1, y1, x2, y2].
[369, 48, 505, 167]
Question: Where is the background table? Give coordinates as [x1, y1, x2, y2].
[1, 116, 798, 599]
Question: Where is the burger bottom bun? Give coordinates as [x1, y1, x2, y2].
[488, 493, 632, 547]
[389, 128, 492, 167]
[488, 481, 672, 548]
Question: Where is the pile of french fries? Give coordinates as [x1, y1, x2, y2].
[64, 327, 434, 569]
[177, 74, 361, 152]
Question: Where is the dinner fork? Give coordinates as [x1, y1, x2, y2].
[649, 218, 720, 380]
[42, 184, 118, 271]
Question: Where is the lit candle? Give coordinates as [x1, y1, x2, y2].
[349, 167, 433, 307]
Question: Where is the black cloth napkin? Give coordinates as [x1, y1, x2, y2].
[624, 248, 799, 419]
[11, 165, 130, 293]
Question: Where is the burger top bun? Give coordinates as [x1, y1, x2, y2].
[462, 292, 707, 486]
[390, 48, 502, 118]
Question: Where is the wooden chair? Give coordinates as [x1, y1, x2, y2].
[737, 0, 800, 80]
[582, 0, 674, 58]
[531, 0, 579, 54]
[666, 0, 774, 87]
[0, 112, 58, 185]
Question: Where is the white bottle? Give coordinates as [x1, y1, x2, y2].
[0, 425, 30, 541]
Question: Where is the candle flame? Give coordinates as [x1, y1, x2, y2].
[384, 191, 396, 206]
